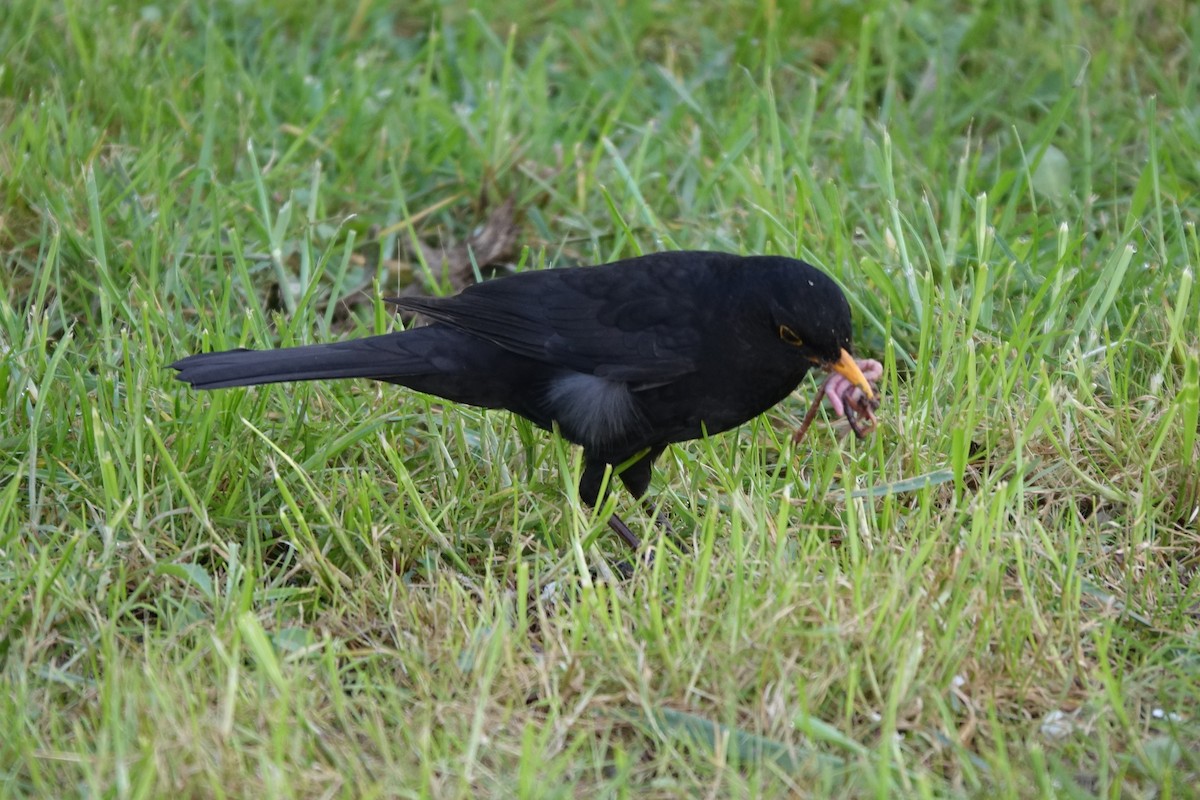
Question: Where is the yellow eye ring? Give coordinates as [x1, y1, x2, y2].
[778, 325, 804, 346]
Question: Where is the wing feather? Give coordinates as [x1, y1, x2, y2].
[390, 253, 729, 385]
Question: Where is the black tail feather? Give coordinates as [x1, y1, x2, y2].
[170, 334, 424, 390]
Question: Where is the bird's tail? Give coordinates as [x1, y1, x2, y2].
[170, 334, 427, 390]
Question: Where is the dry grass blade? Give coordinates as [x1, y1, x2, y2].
[412, 195, 521, 292]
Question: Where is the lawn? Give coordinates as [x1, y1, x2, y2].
[2, 0, 1198, 796]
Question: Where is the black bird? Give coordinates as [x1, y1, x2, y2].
[171, 251, 879, 548]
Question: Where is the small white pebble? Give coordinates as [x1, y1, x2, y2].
[1040, 709, 1074, 739]
[1151, 708, 1182, 722]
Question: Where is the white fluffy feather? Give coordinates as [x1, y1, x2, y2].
[546, 372, 641, 446]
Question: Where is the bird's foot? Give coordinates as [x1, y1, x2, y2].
[642, 499, 676, 538]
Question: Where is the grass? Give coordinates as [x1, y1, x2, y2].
[2, 0, 1198, 796]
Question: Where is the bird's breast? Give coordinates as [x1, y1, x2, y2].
[639, 360, 812, 443]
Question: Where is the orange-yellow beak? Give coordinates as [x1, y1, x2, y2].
[830, 348, 874, 399]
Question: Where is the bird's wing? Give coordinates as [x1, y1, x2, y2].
[389, 262, 709, 385]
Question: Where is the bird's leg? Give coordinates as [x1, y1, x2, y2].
[609, 449, 670, 569]
[583, 448, 668, 560]
[642, 498, 675, 537]
[607, 514, 643, 550]
[619, 446, 669, 549]
[608, 515, 657, 577]
[582, 460, 645, 553]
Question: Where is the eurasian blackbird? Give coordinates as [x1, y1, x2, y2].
[171, 251, 880, 548]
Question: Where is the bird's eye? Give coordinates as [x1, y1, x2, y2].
[778, 325, 804, 346]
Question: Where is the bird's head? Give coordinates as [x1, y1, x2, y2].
[764, 258, 875, 400]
